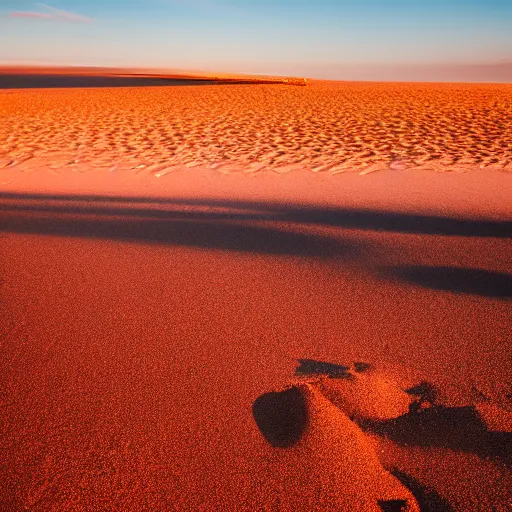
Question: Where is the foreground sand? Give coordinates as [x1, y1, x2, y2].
[1, 164, 511, 510]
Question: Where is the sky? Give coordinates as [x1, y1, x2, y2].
[1, 0, 512, 81]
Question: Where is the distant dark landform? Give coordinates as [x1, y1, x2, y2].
[0, 66, 308, 89]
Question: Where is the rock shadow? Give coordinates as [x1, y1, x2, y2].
[252, 387, 307, 448]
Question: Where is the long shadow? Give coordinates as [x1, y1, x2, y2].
[1, 193, 510, 238]
[0, 210, 359, 258]
[386, 265, 512, 299]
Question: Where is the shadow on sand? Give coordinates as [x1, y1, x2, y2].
[390, 470, 454, 512]
[252, 387, 307, 448]
[292, 358, 511, 469]
[1, 192, 510, 238]
[0, 74, 288, 89]
[2, 193, 511, 300]
[0, 208, 360, 259]
[0, 74, 221, 89]
[252, 383, 458, 511]
[295, 358, 372, 377]
[363, 404, 512, 469]
[386, 265, 512, 299]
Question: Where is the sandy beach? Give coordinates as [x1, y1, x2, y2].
[1, 78, 511, 511]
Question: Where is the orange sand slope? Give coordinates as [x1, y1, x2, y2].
[1, 169, 511, 511]
[0, 80, 511, 177]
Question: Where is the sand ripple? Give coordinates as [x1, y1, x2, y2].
[1, 81, 512, 174]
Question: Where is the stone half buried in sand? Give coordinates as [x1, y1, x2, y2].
[316, 366, 415, 422]
[253, 383, 420, 511]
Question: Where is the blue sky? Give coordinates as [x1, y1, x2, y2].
[1, 0, 512, 80]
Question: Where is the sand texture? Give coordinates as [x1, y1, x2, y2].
[1, 77, 512, 511]
[1, 81, 512, 178]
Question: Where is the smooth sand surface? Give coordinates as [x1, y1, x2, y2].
[1, 167, 511, 511]
[1, 80, 511, 510]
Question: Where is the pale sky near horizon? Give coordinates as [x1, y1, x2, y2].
[1, 0, 512, 81]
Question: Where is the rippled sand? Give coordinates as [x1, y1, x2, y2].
[1, 81, 512, 176]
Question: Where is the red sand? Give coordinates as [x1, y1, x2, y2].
[1, 77, 512, 510]
[1, 167, 511, 511]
